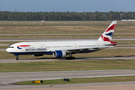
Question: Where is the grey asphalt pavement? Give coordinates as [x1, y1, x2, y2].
[1, 70, 135, 85]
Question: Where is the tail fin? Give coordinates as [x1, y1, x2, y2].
[98, 20, 117, 42]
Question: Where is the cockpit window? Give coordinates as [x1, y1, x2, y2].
[9, 46, 14, 48]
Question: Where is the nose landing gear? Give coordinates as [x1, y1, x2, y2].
[15, 54, 19, 60]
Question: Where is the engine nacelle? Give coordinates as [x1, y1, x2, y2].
[53, 50, 66, 58]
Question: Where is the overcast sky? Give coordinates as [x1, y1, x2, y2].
[0, 0, 134, 12]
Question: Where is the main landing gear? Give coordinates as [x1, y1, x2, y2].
[66, 53, 75, 60]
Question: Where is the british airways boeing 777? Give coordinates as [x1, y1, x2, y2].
[6, 21, 117, 60]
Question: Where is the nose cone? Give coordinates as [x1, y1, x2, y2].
[6, 48, 13, 53]
[6, 48, 10, 52]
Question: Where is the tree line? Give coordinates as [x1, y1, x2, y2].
[0, 11, 135, 21]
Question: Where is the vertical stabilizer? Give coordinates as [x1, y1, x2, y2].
[98, 21, 117, 42]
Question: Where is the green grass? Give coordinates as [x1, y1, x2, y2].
[0, 42, 19, 44]
[0, 46, 9, 49]
[0, 59, 135, 72]
[0, 34, 134, 39]
[113, 40, 135, 45]
[16, 76, 135, 85]
[0, 40, 135, 46]
[0, 35, 99, 39]
[0, 21, 116, 26]
[0, 21, 135, 39]
[74, 49, 135, 58]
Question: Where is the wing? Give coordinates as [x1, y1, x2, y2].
[49, 46, 114, 53]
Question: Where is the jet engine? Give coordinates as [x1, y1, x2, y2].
[53, 50, 66, 58]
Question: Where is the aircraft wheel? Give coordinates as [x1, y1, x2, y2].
[16, 56, 19, 60]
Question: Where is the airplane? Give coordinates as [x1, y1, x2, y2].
[6, 21, 117, 60]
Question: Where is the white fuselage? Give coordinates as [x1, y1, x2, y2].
[6, 40, 112, 56]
